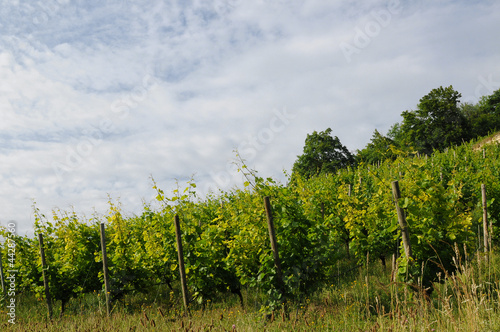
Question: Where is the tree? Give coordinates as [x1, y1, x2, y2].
[466, 88, 500, 138]
[398, 86, 469, 154]
[292, 128, 355, 179]
[387, 122, 406, 148]
[356, 129, 398, 164]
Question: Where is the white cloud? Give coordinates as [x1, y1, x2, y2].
[1, 0, 500, 235]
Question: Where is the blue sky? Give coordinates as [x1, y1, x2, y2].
[1, 0, 500, 235]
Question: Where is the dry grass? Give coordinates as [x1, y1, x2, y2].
[472, 132, 500, 151]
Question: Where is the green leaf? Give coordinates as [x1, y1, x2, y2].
[402, 197, 409, 209]
[388, 223, 399, 232]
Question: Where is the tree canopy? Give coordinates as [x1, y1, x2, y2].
[297, 87, 500, 168]
[397, 85, 468, 154]
[466, 88, 500, 138]
[292, 128, 355, 179]
[356, 129, 398, 164]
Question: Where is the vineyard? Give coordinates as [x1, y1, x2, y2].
[1, 140, 500, 330]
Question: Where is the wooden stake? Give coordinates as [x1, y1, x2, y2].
[481, 184, 489, 253]
[0, 250, 5, 293]
[346, 184, 352, 259]
[320, 202, 325, 221]
[38, 234, 53, 319]
[99, 223, 111, 317]
[478, 224, 481, 253]
[174, 215, 190, 316]
[391, 254, 397, 282]
[391, 181, 412, 259]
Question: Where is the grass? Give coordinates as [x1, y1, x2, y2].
[2, 251, 499, 331]
[472, 131, 500, 151]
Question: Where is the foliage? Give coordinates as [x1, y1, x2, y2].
[466, 88, 500, 138]
[11, 207, 104, 314]
[356, 129, 398, 164]
[398, 85, 468, 154]
[377, 87, 500, 160]
[292, 128, 355, 180]
[7, 250, 500, 332]
[2, 141, 500, 315]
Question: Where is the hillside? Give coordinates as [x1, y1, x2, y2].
[474, 131, 500, 150]
[2, 139, 500, 331]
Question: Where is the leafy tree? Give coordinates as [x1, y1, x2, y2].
[356, 129, 398, 164]
[386, 122, 408, 151]
[292, 128, 355, 179]
[465, 88, 500, 138]
[398, 86, 469, 154]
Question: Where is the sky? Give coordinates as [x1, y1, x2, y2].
[1, 0, 500, 236]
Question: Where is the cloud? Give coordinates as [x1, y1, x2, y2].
[1, 0, 500, 235]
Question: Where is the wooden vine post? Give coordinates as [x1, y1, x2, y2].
[0, 250, 5, 293]
[174, 215, 190, 316]
[99, 223, 111, 317]
[391, 181, 412, 260]
[38, 234, 53, 319]
[481, 184, 490, 253]
[344, 184, 352, 260]
[263, 197, 285, 301]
